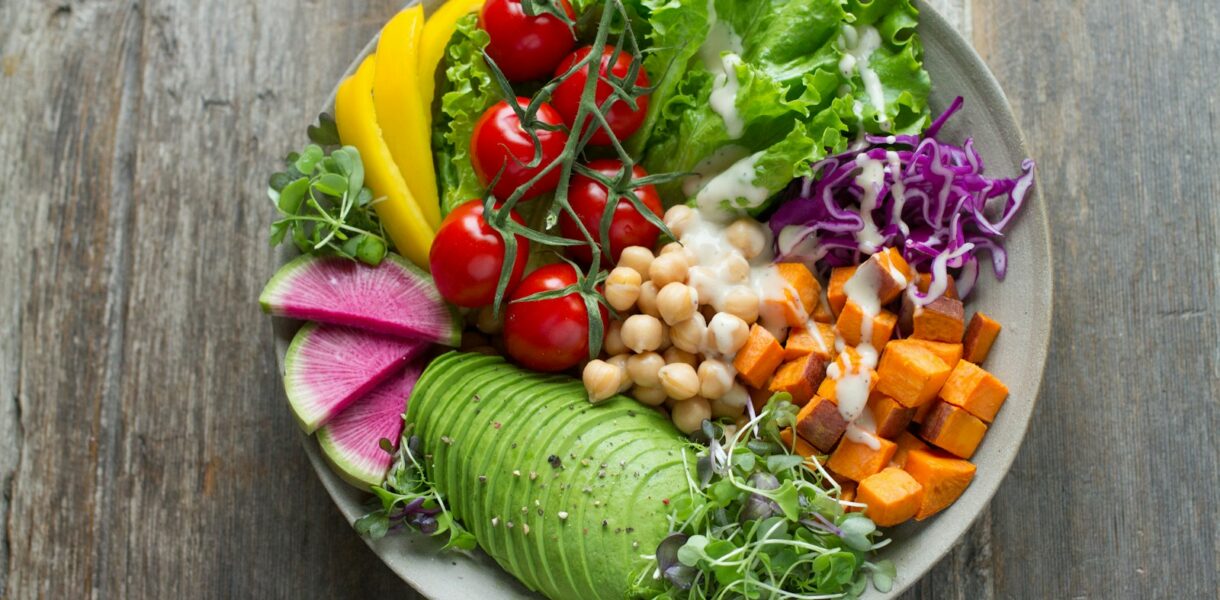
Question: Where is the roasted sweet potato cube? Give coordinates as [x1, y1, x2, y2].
[734, 325, 785, 388]
[795, 395, 849, 452]
[939, 360, 1009, 422]
[868, 392, 916, 439]
[836, 301, 899, 348]
[914, 272, 959, 299]
[779, 428, 820, 469]
[826, 434, 897, 482]
[817, 349, 878, 403]
[867, 247, 915, 305]
[769, 354, 828, 405]
[784, 322, 836, 361]
[912, 399, 936, 425]
[912, 296, 966, 343]
[875, 342, 952, 408]
[827, 266, 857, 317]
[777, 263, 821, 315]
[749, 386, 774, 413]
[892, 430, 931, 468]
[903, 449, 976, 520]
[856, 467, 925, 526]
[898, 339, 963, 370]
[920, 401, 987, 459]
[962, 312, 1002, 364]
[812, 294, 834, 324]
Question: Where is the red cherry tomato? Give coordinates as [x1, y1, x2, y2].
[429, 200, 529, 308]
[504, 264, 607, 372]
[479, 0, 576, 82]
[560, 159, 664, 265]
[471, 98, 570, 202]
[551, 47, 651, 146]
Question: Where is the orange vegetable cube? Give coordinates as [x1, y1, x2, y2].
[962, 312, 1002, 364]
[769, 354, 828, 405]
[816, 361, 878, 404]
[875, 342, 952, 408]
[938, 361, 1009, 422]
[812, 295, 834, 324]
[920, 401, 988, 459]
[912, 399, 936, 425]
[734, 325, 785, 388]
[903, 449, 976, 520]
[748, 386, 775, 413]
[836, 301, 899, 348]
[868, 392, 915, 439]
[795, 395, 849, 452]
[826, 434, 897, 482]
[784, 322, 837, 361]
[892, 430, 931, 468]
[897, 339, 963, 370]
[912, 296, 966, 343]
[857, 467, 924, 526]
[914, 272, 959, 299]
[777, 262, 821, 315]
[868, 247, 915, 304]
[779, 428, 820, 469]
[827, 266, 857, 317]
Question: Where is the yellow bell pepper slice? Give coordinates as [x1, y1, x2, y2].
[335, 55, 435, 270]
[419, 0, 488, 130]
[374, 6, 442, 231]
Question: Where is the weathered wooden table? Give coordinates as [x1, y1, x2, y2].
[1, 0, 1216, 597]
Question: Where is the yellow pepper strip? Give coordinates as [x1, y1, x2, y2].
[373, 6, 442, 231]
[418, 0, 488, 130]
[335, 56, 435, 270]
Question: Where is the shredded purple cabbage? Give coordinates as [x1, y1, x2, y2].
[769, 97, 1036, 299]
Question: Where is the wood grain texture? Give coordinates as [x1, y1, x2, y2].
[0, 0, 1215, 599]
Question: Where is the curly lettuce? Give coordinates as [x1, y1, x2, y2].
[635, 0, 930, 214]
[433, 14, 497, 215]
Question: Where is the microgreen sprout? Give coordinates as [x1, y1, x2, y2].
[267, 114, 390, 266]
[631, 394, 896, 599]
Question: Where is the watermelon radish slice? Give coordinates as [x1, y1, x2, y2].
[317, 362, 422, 488]
[260, 254, 461, 347]
[284, 323, 427, 433]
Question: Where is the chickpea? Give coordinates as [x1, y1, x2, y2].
[583, 360, 624, 404]
[721, 383, 750, 410]
[649, 252, 689, 288]
[660, 242, 698, 267]
[605, 267, 643, 312]
[698, 359, 734, 400]
[710, 395, 744, 419]
[476, 306, 504, 334]
[658, 363, 700, 400]
[725, 218, 768, 260]
[637, 281, 661, 318]
[664, 205, 697, 239]
[708, 313, 750, 356]
[670, 313, 708, 354]
[618, 246, 655, 281]
[723, 253, 751, 283]
[606, 354, 633, 392]
[657, 282, 698, 325]
[621, 314, 664, 353]
[632, 385, 669, 407]
[626, 351, 666, 387]
[686, 266, 717, 306]
[657, 323, 672, 351]
[715, 285, 760, 324]
[671, 397, 712, 434]
[604, 320, 628, 355]
[664, 347, 698, 368]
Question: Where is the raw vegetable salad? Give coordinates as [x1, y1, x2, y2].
[259, 0, 1035, 598]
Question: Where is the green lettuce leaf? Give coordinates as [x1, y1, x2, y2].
[434, 14, 497, 215]
[839, 0, 931, 134]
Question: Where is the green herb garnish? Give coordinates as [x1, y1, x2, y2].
[634, 396, 895, 599]
[268, 114, 390, 267]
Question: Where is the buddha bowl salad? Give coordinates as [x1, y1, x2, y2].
[259, 0, 1035, 597]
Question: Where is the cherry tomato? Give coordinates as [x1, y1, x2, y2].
[560, 159, 664, 265]
[479, 0, 576, 82]
[429, 200, 529, 308]
[504, 264, 607, 372]
[471, 98, 570, 202]
[551, 47, 651, 145]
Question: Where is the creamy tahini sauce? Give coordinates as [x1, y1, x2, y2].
[700, 0, 746, 139]
[695, 153, 770, 217]
[838, 24, 889, 131]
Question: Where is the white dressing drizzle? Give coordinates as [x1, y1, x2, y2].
[695, 152, 770, 218]
[699, 0, 746, 140]
[886, 150, 910, 236]
[838, 24, 889, 131]
[683, 145, 750, 197]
